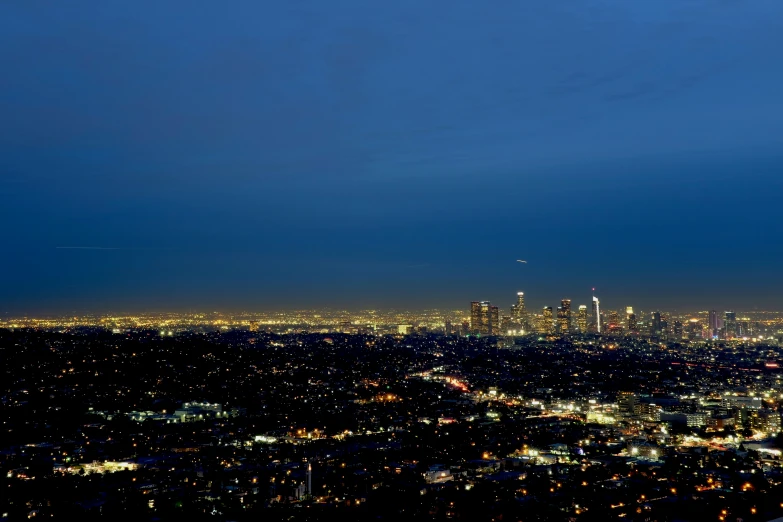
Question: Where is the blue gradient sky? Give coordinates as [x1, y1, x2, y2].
[2, 1, 782, 314]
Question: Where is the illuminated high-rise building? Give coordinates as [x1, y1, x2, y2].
[511, 292, 527, 326]
[471, 301, 488, 335]
[542, 306, 555, 334]
[577, 305, 587, 333]
[626, 307, 637, 333]
[651, 311, 662, 338]
[724, 311, 737, 339]
[708, 310, 719, 338]
[673, 320, 683, 340]
[617, 391, 637, 418]
[591, 295, 601, 333]
[687, 319, 702, 340]
[557, 306, 563, 331]
[558, 299, 571, 334]
[489, 306, 499, 335]
[470, 301, 498, 335]
[533, 314, 546, 334]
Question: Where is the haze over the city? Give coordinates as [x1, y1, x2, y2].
[2, 0, 783, 314]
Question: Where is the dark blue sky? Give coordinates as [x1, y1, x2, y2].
[2, 1, 782, 315]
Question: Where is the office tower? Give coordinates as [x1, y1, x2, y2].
[724, 311, 736, 339]
[511, 292, 526, 326]
[558, 299, 571, 334]
[533, 314, 546, 334]
[471, 301, 488, 335]
[687, 319, 702, 340]
[591, 295, 601, 333]
[577, 305, 588, 333]
[618, 391, 638, 419]
[445, 320, 453, 335]
[542, 306, 555, 334]
[673, 320, 683, 340]
[708, 310, 719, 338]
[470, 301, 497, 335]
[557, 307, 563, 332]
[651, 311, 662, 338]
[470, 301, 485, 334]
[489, 306, 499, 335]
[659, 319, 668, 340]
[626, 307, 637, 333]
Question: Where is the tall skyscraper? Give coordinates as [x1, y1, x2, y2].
[708, 310, 719, 338]
[577, 305, 588, 333]
[511, 292, 526, 327]
[673, 320, 683, 340]
[470, 301, 486, 334]
[626, 307, 637, 333]
[489, 306, 499, 335]
[558, 299, 571, 334]
[651, 311, 662, 338]
[542, 306, 554, 334]
[660, 318, 668, 339]
[724, 311, 736, 339]
[591, 295, 601, 333]
[470, 301, 498, 335]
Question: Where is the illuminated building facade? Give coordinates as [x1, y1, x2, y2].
[542, 306, 555, 334]
[687, 319, 702, 340]
[618, 392, 637, 419]
[626, 307, 637, 333]
[558, 299, 571, 334]
[470, 301, 498, 335]
[724, 311, 737, 339]
[708, 310, 719, 338]
[591, 295, 601, 333]
[673, 320, 684, 339]
[511, 292, 526, 327]
[577, 305, 587, 333]
[651, 311, 662, 338]
[608, 310, 619, 327]
[471, 301, 488, 335]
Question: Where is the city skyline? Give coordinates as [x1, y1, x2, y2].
[3, 3, 783, 520]
[3, 295, 781, 319]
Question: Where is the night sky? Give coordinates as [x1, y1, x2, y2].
[2, 1, 783, 315]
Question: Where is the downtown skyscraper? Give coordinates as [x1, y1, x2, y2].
[470, 301, 499, 335]
[591, 295, 601, 333]
[577, 305, 588, 333]
[558, 299, 571, 334]
[511, 292, 526, 327]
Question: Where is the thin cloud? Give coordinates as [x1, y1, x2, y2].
[55, 246, 169, 251]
